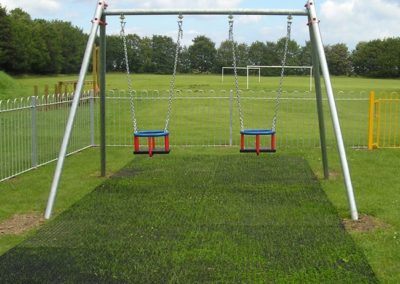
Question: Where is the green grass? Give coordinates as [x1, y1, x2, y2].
[0, 73, 399, 282]
[0, 151, 377, 282]
[312, 149, 400, 282]
[0, 71, 19, 89]
[1, 73, 400, 100]
[0, 148, 130, 254]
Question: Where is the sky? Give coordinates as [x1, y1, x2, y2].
[0, 0, 399, 49]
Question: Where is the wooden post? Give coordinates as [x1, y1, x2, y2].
[93, 45, 100, 96]
[33, 85, 38, 97]
[58, 82, 62, 95]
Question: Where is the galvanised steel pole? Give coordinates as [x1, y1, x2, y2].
[308, 17, 329, 180]
[104, 9, 308, 16]
[306, 0, 359, 220]
[100, 14, 107, 177]
[45, 1, 106, 219]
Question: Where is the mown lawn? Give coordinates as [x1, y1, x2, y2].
[0, 151, 377, 283]
[1, 73, 400, 100]
[0, 73, 399, 282]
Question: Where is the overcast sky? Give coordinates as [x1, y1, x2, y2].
[1, 0, 399, 49]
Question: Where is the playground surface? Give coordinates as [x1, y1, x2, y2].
[0, 153, 376, 283]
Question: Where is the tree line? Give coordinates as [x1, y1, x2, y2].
[0, 5, 399, 78]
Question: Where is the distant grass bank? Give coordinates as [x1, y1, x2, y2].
[0, 152, 377, 283]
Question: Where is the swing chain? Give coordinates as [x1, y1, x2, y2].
[165, 14, 183, 131]
[272, 15, 292, 132]
[120, 14, 138, 133]
[229, 15, 244, 131]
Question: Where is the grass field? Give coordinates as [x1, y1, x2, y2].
[0, 73, 399, 282]
[0, 151, 377, 282]
[1, 72, 400, 100]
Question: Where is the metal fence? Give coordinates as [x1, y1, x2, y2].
[0, 92, 94, 181]
[368, 91, 400, 149]
[99, 89, 370, 149]
[1, 89, 370, 181]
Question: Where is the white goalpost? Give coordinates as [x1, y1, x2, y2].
[246, 65, 313, 91]
[221, 67, 261, 83]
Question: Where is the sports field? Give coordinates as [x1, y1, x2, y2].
[0, 73, 399, 282]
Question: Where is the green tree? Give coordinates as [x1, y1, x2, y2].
[178, 46, 191, 73]
[248, 41, 266, 66]
[0, 5, 11, 70]
[216, 40, 233, 72]
[325, 43, 352, 76]
[126, 34, 142, 73]
[352, 41, 377, 77]
[236, 43, 249, 67]
[151, 35, 175, 74]
[106, 35, 124, 71]
[299, 41, 312, 66]
[276, 37, 302, 75]
[52, 21, 86, 74]
[188, 36, 216, 73]
[378, 38, 400, 78]
[351, 39, 400, 78]
[8, 8, 33, 73]
[139, 37, 154, 73]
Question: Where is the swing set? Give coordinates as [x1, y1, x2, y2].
[45, 1, 360, 222]
[120, 14, 292, 156]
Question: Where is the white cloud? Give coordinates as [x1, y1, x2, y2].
[320, 0, 400, 48]
[0, 0, 60, 13]
[237, 15, 262, 24]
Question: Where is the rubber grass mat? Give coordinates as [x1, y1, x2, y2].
[0, 154, 377, 283]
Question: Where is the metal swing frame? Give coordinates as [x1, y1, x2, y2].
[44, 1, 359, 222]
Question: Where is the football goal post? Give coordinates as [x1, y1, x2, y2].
[222, 67, 261, 83]
[44, 1, 359, 221]
[246, 65, 313, 91]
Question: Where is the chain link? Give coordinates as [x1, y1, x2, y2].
[229, 15, 244, 131]
[120, 14, 138, 133]
[272, 15, 292, 131]
[164, 15, 183, 131]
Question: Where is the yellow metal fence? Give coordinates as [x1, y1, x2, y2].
[368, 91, 400, 149]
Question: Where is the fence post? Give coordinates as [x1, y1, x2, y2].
[368, 91, 375, 150]
[31, 96, 38, 168]
[229, 90, 233, 146]
[90, 91, 95, 146]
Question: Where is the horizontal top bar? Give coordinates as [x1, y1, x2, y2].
[104, 9, 308, 16]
